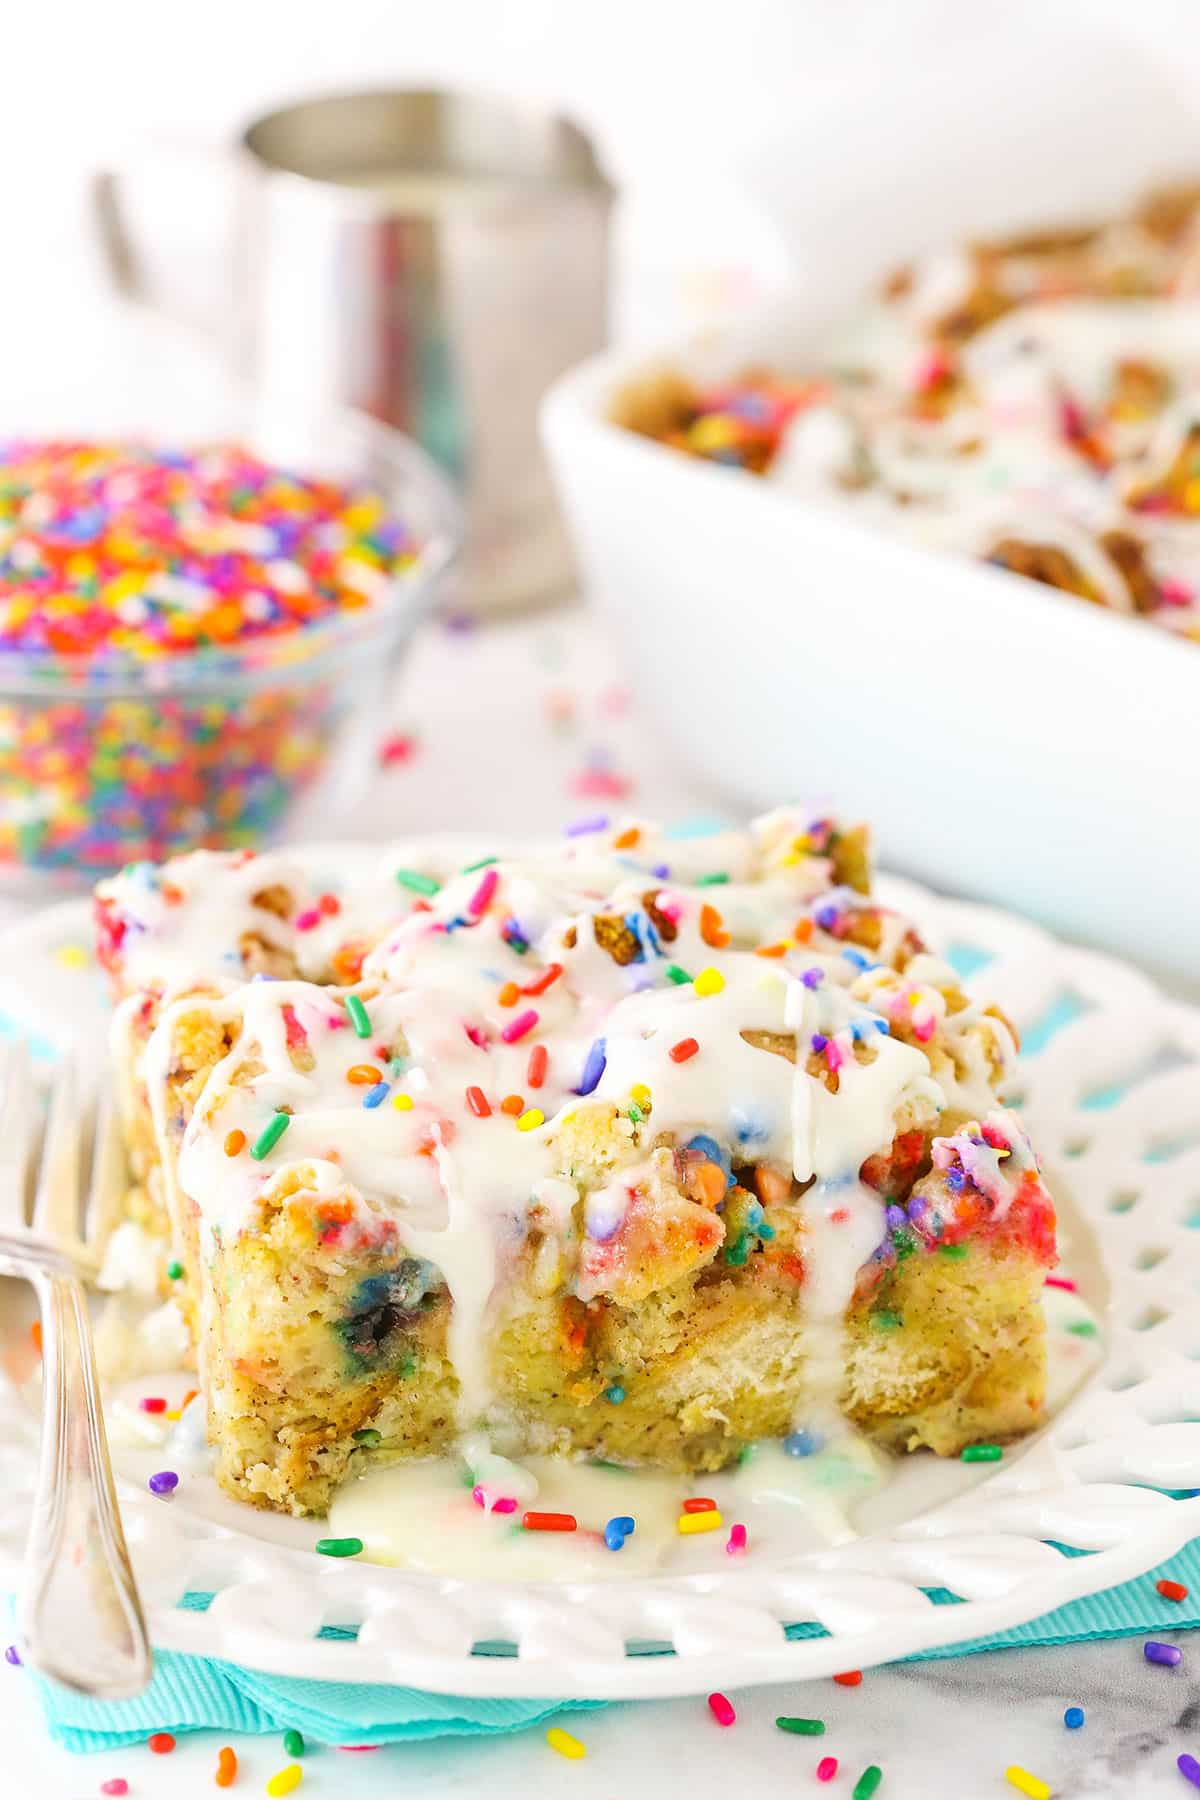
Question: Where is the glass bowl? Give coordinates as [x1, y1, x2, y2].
[0, 411, 461, 895]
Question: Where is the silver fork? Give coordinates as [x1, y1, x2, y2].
[0, 1043, 152, 1697]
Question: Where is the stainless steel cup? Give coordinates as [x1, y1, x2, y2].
[96, 89, 613, 612]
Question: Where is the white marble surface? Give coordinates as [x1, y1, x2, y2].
[2, 608, 1197, 1798]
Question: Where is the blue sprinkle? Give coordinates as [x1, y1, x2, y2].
[801, 967, 824, 989]
[841, 947, 872, 970]
[686, 1133, 725, 1167]
[576, 1037, 607, 1096]
[874, 1017, 890, 1033]
[611, 1515, 635, 1535]
[783, 1430, 824, 1458]
[604, 1515, 635, 1551]
[605, 1383, 625, 1404]
[363, 1082, 390, 1109]
[1064, 1706, 1085, 1730]
[758, 1222, 775, 1240]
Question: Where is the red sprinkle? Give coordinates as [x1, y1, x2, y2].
[817, 1757, 839, 1782]
[833, 1670, 862, 1687]
[500, 1009, 539, 1044]
[669, 1037, 700, 1063]
[465, 1086, 491, 1118]
[319, 893, 340, 916]
[1157, 1578, 1189, 1603]
[683, 1497, 717, 1513]
[148, 1731, 176, 1754]
[1045, 1275, 1078, 1291]
[708, 1692, 736, 1727]
[527, 1044, 549, 1089]
[523, 1511, 577, 1533]
[139, 1397, 167, 1414]
[522, 962, 563, 997]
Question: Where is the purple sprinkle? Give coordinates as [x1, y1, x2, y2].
[886, 1205, 907, 1231]
[651, 863, 670, 879]
[4, 1645, 20, 1667]
[801, 968, 824, 989]
[1179, 1752, 1200, 1788]
[148, 1470, 179, 1496]
[564, 815, 609, 838]
[811, 1033, 828, 1053]
[814, 905, 839, 930]
[576, 1037, 607, 1096]
[1144, 1639, 1182, 1667]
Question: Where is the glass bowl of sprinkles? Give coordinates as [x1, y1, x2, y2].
[0, 416, 460, 890]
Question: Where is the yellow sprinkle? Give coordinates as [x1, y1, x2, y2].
[693, 967, 726, 998]
[517, 1108, 545, 1132]
[546, 1727, 586, 1760]
[631, 1083, 652, 1110]
[1006, 1768, 1051, 1800]
[907, 991, 922, 1006]
[677, 1509, 723, 1535]
[54, 944, 89, 970]
[165, 1410, 181, 1422]
[266, 1766, 303, 1797]
[392, 1092, 414, 1111]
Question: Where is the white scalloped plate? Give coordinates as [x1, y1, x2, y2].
[0, 878, 1197, 1699]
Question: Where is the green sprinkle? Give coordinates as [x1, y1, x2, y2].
[776, 1716, 825, 1735]
[628, 1103, 643, 1124]
[345, 993, 372, 1038]
[166, 1260, 184, 1281]
[871, 1309, 902, 1330]
[961, 1443, 1003, 1463]
[250, 1111, 290, 1161]
[353, 1428, 382, 1446]
[853, 1769, 883, 1800]
[394, 867, 440, 896]
[1068, 1319, 1099, 1338]
[283, 1728, 305, 1757]
[938, 1242, 969, 1260]
[695, 872, 730, 886]
[724, 1236, 749, 1267]
[665, 964, 692, 985]
[460, 856, 497, 874]
[315, 1536, 363, 1558]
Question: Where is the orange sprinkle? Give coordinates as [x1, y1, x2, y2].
[688, 1159, 727, 1209]
[223, 1129, 246, 1157]
[614, 827, 641, 849]
[500, 1094, 524, 1116]
[833, 1670, 862, 1687]
[700, 903, 730, 949]
[498, 981, 520, 1008]
[754, 942, 788, 958]
[527, 1044, 548, 1089]
[794, 917, 814, 943]
[215, 1744, 238, 1787]
[466, 1086, 491, 1118]
[346, 1064, 383, 1085]
[30, 1320, 42, 1354]
[181, 1388, 198, 1410]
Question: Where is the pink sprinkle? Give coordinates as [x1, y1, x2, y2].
[469, 868, 499, 916]
[500, 1009, 539, 1044]
[100, 1783, 129, 1797]
[824, 1038, 845, 1072]
[1159, 577, 1193, 607]
[492, 1496, 517, 1514]
[726, 1523, 748, 1556]
[653, 891, 684, 923]
[913, 348, 950, 391]
[472, 1484, 518, 1515]
[472, 1484, 487, 1508]
[339, 1744, 381, 1752]
[708, 1692, 736, 1727]
[913, 1015, 936, 1044]
[139, 1397, 167, 1414]
[571, 769, 633, 800]
[378, 731, 417, 767]
[817, 1757, 838, 1782]
[294, 907, 321, 932]
[1045, 1275, 1078, 1291]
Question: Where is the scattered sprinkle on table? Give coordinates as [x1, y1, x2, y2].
[707, 1692, 736, 1726]
[776, 1716, 825, 1735]
[1064, 1705, 1085, 1729]
[1006, 1767, 1050, 1800]
[546, 1726, 586, 1759]
[266, 1765, 303, 1796]
[816, 1757, 838, 1783]
[852, 1767, 883, 1800]
[1179, 1752, 1200, 1789]
[834, 1670, 862, 1686]
[215, 1745, 238, 1787]
[148, 1731, 176, 1754]
[100, 1782, 129, 1796]
[1158, 1578, 1189, 1602]
[315, 1536, 363, 1557]
[3, 1645, 19, 1666]
[1145, 1639, 1183, 1666]
[283, 1728, 305, 1757]
[148, 1470, 178, 1496]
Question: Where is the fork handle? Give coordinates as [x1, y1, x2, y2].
[22, 1268, 152, 1697]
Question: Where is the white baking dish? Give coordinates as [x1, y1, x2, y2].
[543, 53, 1200, 984]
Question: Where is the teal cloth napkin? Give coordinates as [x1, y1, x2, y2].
[23, 1540, 1199, 1752]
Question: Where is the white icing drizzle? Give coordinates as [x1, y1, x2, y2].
[135, 811, 1029, 1449]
